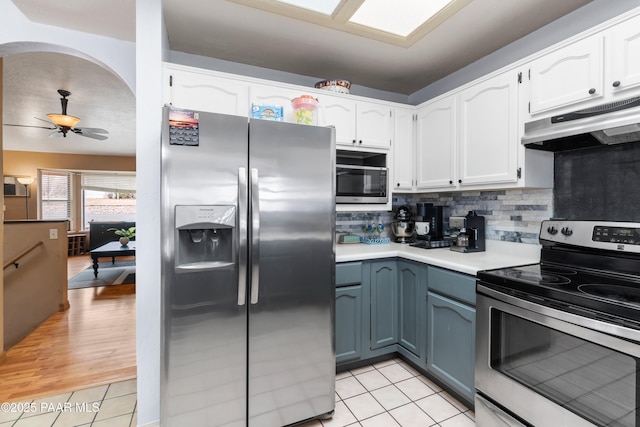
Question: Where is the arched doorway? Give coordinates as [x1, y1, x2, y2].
[0, 40, 137, 404]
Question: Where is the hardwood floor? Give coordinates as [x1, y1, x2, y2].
[0, 255, 136, 402]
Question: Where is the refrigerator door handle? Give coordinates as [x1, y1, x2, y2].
[250, 168, 260, 304]
[237, 167, 248, 306]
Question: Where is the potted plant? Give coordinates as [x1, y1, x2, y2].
[108, 226, 136, 247]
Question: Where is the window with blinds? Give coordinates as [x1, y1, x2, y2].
[81, 173, 136, 193]
[82, 172, 136, 229]
[38, 170, 136, 231]
[40, 170, 72, 221]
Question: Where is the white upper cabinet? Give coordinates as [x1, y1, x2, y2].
[163, 65, 249, 116]
[405, 69, 543, 193]
[317, 94, 392, 150]
[529, 35, 604, 115]
[316, 95, 357, 146]
[529, 13, 640, 116]
[357, 101, 393, 150]
[392, 107, 415, 191]
[415, 96, 457, 190]
[608, 14, 640, 97]
[458, 71, 519, 186]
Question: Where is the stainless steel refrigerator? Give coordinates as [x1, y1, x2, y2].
[160, 107, 336, 426]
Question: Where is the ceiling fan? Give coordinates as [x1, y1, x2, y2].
[4, 89, 109, 141]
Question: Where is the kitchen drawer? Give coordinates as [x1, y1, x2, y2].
[428, 266, 476, 305]
[336, 262, 362, 287]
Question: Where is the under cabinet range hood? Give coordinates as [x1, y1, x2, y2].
[522, 96, 640, 151]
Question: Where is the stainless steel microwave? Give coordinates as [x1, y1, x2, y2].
[336, 164, 388, 204]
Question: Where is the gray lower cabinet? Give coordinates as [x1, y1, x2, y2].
[426, 267, 476, 402]
[336, 262, 364, 364]
[336, 260, 476, 404]
[397, 261, 427, 367]
[336, 285, 363, 364]
[369, 260, 398, 350]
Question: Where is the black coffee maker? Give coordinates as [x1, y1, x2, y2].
[416, 203, 444, 240]
[450, 211, 485, 253]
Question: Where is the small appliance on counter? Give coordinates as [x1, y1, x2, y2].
[410, 204, 455, 249]
[391, 205, 415, 243]
[424, 205, 444, 240]
[416, 202, 428, 219]
[448, 215, 466, 238]
[414, 203, 430, 237]
[450, 211, 485, 253]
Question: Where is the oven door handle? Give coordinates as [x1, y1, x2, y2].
[477, 284, 640, 356]
[475, 395, 527, 427]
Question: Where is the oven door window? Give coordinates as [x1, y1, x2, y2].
[491, 310, 639, 427]
[336, 167, 385, 197]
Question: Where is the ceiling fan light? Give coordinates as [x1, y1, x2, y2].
[47, 113, 80, 128]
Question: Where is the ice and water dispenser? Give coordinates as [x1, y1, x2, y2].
[174, 205, 236, 271]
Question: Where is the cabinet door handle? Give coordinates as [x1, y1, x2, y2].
[449, 180, 453, 185]
[396, 182, 400, 187]
[352, 139, 356, 144]
[588, 88, 596, 95]
[613, 80, 621, 88]
[358, 140, 363, 144]
[458, 179, 462, 184]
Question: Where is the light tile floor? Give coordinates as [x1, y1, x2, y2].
[0, 379, 137, 427]
[0, 358, 474, 427]
[299, 358, 475, 427]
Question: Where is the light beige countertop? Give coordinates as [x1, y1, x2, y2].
[336, 240, 541, 276]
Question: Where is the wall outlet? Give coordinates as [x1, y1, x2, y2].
[49, 229, 58, 240]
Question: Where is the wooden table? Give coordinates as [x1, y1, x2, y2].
[89, 241, 136, 278]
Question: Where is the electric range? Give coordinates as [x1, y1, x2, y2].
[475, 220, 640, 427]
[478, 220, 640, 327]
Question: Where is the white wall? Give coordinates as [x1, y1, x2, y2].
[135, 0, 168, 425]
[409, 0, 640, 104]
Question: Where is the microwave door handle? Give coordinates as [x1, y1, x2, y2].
[250, 168, 260, 305]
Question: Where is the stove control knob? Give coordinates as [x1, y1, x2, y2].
[547, 226, 558, 235]
[561, 227, 573, 236]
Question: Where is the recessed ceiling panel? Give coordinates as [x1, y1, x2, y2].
[275, 0, 341, 15]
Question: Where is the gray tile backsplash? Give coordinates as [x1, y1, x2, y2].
[337, 211, 396, 240]
[337, 188, 553, 245]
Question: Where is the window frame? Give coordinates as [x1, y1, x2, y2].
[37, 169, 136, 232]
[38, 169, 74, 230]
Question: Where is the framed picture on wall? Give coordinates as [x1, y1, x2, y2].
[3, 176, 31, 197]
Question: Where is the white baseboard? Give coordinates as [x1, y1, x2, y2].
[137, 421, 159, 427]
